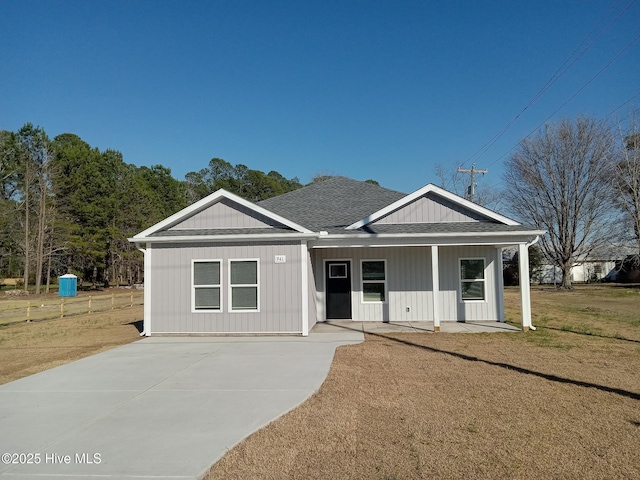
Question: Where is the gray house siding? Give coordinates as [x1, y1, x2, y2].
[168, 198, 283, 230]
[313, 245, 500, 322]
[374, 192, 489, 224]
[149, 241, 303, 334]
[437, 245, 500, 321]
[314, 246, 434, 322]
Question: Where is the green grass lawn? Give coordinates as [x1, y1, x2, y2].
[505, 284, 640, 342]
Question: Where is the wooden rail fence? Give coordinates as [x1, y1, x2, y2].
[0, 292, 144, 325]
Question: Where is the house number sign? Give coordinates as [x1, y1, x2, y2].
[275, 255, 286, 263]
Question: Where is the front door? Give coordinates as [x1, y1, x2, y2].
[326, 261, 352, 319]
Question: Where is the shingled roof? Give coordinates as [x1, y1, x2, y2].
[257, 176, 406, 231]
[131, 176, 545, 244]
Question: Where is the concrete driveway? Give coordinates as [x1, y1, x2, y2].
[0, 331, 363, 480]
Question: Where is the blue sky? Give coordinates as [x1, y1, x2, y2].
[1, 0, 638, 194]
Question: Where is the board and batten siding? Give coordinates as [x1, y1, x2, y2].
[168, 198, 282, 230]
[374, 192, 488, 224]
[149, 241, 303, 334]
[314, 245, 501, 322]
[437, 245, 500, 321]
[314, 247, 434, 322]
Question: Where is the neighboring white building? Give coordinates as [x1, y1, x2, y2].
[537, 245, 637, 284]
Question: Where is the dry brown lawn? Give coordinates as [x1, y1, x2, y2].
[0, 300, 143, 384]
[206, 285, 640, 480]
[1, 285, 638, 479]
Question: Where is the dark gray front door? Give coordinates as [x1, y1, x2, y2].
[326, 261, 352, 319]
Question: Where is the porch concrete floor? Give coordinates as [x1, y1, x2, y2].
[312, 320, 521, 334]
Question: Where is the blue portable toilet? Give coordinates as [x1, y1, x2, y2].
[59, 274, 78, 297]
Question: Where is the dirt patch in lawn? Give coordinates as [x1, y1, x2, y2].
[206, 287, 640, 480]
[0, 306, 143, 385]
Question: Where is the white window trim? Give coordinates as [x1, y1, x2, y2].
[228, 258, 260, 313]
[328, 262, 348, 279]
[191, 259, 223, 313]
[360, 259, 387, 304]
[459, 257, 487, 303]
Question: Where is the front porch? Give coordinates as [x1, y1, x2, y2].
[311, 243, 535, 332]
[312, 320, 521, 334]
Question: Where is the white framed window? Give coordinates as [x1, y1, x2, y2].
[460, 258, 485, 301]
[192, 260, 222, 312]
[229, 259, 259, 312]
[329, 263, 348, 279]
[361, 260, 386, 303]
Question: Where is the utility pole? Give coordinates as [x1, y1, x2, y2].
[457, 163, 487, 202]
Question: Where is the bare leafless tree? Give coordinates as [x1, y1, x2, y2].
[18, 124, 54, 294]
[613, 115, 640, 258]
[33, 144, 54, 295]
[503, 116, 616, 289]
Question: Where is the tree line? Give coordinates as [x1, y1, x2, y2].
[3, 114, 638, 293]
[0, 125, 303, 291]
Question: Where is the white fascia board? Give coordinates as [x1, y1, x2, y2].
[131, 189, 312, 241]
[309, 230, 545, 248]
[128, 233, 318, 244]
[318, 230, 545, 240]
[345, 183, 520, 229]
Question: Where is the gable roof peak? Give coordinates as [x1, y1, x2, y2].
[131, 188, 312, 240]
[345, 183, 520, 229]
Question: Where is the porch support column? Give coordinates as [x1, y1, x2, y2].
[496, 247, 505, 323]
[518, 243, 532, 331]
[431, 245, 440, 332]
[301, 241, 309, 336]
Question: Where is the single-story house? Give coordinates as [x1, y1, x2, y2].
[130, 177, 544, 335]
[538, 244, 638, 284]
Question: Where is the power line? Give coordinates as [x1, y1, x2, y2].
[478, 26, 640, 175]
[526, 0, 636, 108]
[459, 0, 637, 169]
[477, 91, 640, 194]
[525, 32, 640, 134]
[486, 90, 640, 175]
